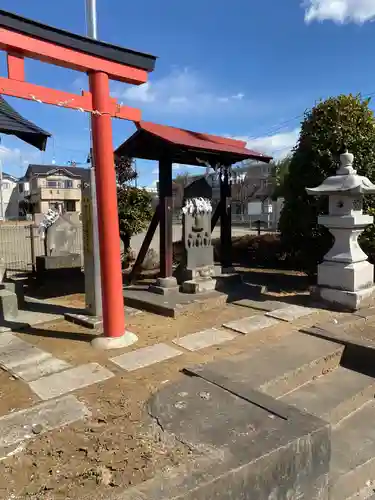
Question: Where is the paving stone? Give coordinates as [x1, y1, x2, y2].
[28, 363, 114, 400]
[111, 343, 182, 372]
[0, 395, 91, 456]
[0, 310, 63, 332]
[173, 328, 237, 351]
[265, 305, 315, 322]
[223, 315, 279, 335]
[0, 332, 72, 382]
[11, 357, 72, 382]
[0, 335, 50, 370]
[233, 299, 287, 312]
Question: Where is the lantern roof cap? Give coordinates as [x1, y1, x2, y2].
[306, 150, 375, 196]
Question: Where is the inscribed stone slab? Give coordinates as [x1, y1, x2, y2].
[266, 305, 315, 322]
[29, 363, 114, 400]
[0, 395, 90, 455]
[173, 328, 237, 351]
[223, 315, 279, 335]
[111, 343, 182, 372]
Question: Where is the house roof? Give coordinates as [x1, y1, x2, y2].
[23, 164, 90, 183]
[3, 172, 18, 182]
[0, 96, 51, 150]
[115, 121, 273, 167]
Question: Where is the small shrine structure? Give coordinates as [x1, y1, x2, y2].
[115, 121, 272, 297]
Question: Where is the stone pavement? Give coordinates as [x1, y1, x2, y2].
[2, 296, 375, 498]
[0, 300, 318, 462]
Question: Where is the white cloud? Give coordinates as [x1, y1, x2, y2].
[151, 163, 201, 176]
[231, 129, 300, 160]
[0, 145, 40, 171]
[112, 68, 246, 114]
[303, 0, 375, 24]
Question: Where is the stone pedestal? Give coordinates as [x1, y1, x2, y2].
[36, 254, 82, 272]
[306, 150, 375, 311]
[149, 276, 179, 295]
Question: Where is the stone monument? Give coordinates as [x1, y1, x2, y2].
[36, 210, 81, 274]
[306, 149, 375, 310]
[180, 177, 215, 293]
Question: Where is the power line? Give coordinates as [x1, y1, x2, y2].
[247, 89, 375, 144]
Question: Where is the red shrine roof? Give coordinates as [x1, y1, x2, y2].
[115, 121, 272, 166]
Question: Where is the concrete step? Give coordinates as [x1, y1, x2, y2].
[281, 366, 375, 425]
[192, 331, 345, 398]
[330, 400, 375, 500]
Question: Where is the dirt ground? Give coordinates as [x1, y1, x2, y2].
[0, 290, 341, 500]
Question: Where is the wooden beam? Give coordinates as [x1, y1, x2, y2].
[211, 200, 221, 232]
[0, 28, 148, 84]
[0, 77, 141, 121]
[7, 53, 24, 81]
[128, 206, 160, 283]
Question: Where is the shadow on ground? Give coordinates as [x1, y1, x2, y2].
[23, 272, 85, 300]
[16, 324, 97, 343]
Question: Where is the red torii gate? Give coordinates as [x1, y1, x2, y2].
[0, 9, 156, 347]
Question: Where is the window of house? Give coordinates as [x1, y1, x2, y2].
[65, 200, 76, 212]
[18, 183, 24, 193]
[65, 180, 73, 188]
[46, 180, 57, 188]
[1, 182, 10, 190]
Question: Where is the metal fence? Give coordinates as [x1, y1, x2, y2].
[0, 223, 83, 275]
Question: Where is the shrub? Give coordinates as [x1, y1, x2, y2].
[213, 233, 288, 269]
[279, 94, 375, 274]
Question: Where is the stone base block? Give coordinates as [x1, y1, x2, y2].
[318, 260, 373, 292]
[36, 254, 82, 272]
[0, 282, 25, 310]
[183, 266, 215, 281]
[313, 285, 375, 311]
[0, 289, 18, 321]
[182, 278, 216, 294]
[140, 370, 330, 500]
[149, 276, 179, 295]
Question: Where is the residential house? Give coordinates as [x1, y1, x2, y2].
[0, 173, 20, 220]
[19, 164, 90, 216]
[173, 161, 274, 215]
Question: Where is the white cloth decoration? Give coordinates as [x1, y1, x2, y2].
[39, 209, 59, 239]
[182, 197, 212, 216]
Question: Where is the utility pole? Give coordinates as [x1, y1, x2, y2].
[83, 0, 102, 316]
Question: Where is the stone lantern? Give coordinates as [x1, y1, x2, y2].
[306, 150, 375, 310]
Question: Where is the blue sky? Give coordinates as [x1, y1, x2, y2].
[0, 0, 374, 186]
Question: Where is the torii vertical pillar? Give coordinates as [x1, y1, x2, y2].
[89, 71, 137, 349]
